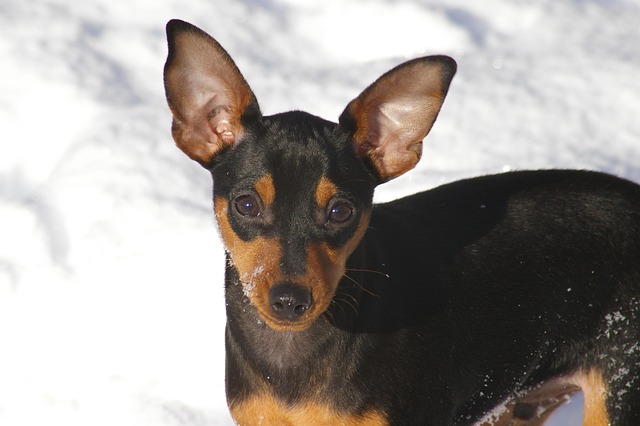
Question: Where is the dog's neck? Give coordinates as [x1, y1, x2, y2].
[224, 263, 349, 404]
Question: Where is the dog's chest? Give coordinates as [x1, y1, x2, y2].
[229, 392, 387, 426]
[227, 309, 389, 424]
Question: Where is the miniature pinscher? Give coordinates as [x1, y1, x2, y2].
[163, 19, 640, 425]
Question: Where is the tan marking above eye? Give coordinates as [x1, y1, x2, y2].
[254, 173, 276, 207]
[315, 176, 338, 208]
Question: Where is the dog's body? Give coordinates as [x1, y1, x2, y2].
[163, 20, 640, 425]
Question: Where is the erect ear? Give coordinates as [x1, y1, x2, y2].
[339, 56, 456, 183]
[163, 20, 260, 167]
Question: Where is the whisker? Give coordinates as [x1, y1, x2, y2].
[343, 273, 380, 297]
[323, 305, 336, 324]
[333, 291, 360, 315]
[341, 292, 360, 307]
[346, 268, 390, 278]
[329, 299, 347, 316]
[334, 296, 359, 315]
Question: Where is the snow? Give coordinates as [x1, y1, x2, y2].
[1, 0, 639, 424]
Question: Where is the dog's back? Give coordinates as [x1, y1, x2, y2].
[355, 170, 640, 423]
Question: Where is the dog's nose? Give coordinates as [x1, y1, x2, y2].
[269, 282, 313, 320]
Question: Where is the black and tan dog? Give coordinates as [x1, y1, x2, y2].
[163, 19, 640, 425]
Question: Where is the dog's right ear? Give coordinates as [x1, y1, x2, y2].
[163, 20, 260, 167]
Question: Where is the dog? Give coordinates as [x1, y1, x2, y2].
[163, 19, 640, 425]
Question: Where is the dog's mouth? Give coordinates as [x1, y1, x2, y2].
[257, 308, 321, 332]
[247, 302, 322, 332]
[244, 282, 335, 332]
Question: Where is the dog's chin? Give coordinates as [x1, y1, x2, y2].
[255, 306, 325, 332]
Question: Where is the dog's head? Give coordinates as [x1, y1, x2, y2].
[163, 20, 456, 331]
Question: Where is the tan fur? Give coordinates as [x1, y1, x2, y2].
[475, 368, 609, 426]
[315, 176, 338, 208]
[255, 173, 276, 207]
[230, 392, 387, 426]
[578, 369, 609, 426]
[215, 193, 370, 331]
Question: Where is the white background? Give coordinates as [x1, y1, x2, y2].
[1, 0, 639, 424]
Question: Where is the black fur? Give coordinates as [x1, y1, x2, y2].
[163, 20, 640, 425]
[222, 125, 640, 424]
[211, 112, 376, 266]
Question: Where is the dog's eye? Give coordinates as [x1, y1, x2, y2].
[234, 195, 261, 217]
[328, 200, 355, 224]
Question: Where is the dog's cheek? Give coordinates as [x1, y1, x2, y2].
[214, 196, 281, 304]
[306, 211, 371, 312]
[304, 243, 343, 313]
[214, 196, 236, 255]
[330, 210, 370, 264]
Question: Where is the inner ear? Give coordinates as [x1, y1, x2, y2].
[163, 20, 260, 167]
[339, 56, 456, 183]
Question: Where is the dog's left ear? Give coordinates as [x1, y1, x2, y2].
[339, 56, 456, 182]
[163, 20, 260, 167]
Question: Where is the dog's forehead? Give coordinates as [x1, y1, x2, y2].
[215, 111, 343, 192]
[212, 110, 377, 209]
[261, 111, 339, 163]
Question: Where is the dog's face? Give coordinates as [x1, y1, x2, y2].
[211, 113, 375, 330]
[163, 20, 455, 330]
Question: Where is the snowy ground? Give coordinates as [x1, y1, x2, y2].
[1, 0, 639, 425]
